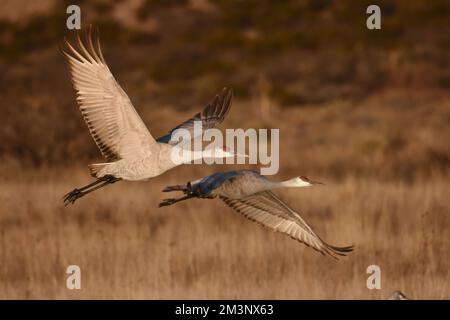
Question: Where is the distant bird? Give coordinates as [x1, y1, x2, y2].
[61, 29, 237, 205]
[159, 170, 354, 258]
[388, 291, 410, 300]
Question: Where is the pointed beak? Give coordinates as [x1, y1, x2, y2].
[236, 152, 248, 158]
[310, 180, 325, 185]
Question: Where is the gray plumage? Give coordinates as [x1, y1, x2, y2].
[160, 170, 354, 259]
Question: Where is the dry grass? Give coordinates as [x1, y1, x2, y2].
[0, 87, 449, 300]
[0, 165, 448, 299]
[0, 0, 449, 300]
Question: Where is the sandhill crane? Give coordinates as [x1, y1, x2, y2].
[159, 170, 354, 258]
[61, 29, 238, 205]
[388, 291, 410, 300]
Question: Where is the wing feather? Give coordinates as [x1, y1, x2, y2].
[157, 88, 233, 145]
[221, 191, 353, 258]
[62, 28, 156, 161]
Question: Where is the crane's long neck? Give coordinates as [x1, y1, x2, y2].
[266, 177, 311, 190]
[170, 147, 221, 165]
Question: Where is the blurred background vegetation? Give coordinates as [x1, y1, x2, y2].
[0, 0, 449, 300]
[0, 0, 449, 180]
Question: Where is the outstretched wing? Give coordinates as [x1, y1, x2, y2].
[61, 28, 156, 161]
[157, 88, 233, 145]
[221, 191, 353, 258]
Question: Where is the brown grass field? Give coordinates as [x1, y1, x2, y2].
[0, 0, 449, 300]
[1, 90, 449, 299]
[0, 165, 449, 299]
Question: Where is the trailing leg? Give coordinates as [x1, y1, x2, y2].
[63, 175, 120, 206]
[159, 195, 194, 207]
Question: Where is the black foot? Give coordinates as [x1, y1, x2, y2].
[159, 198, 177, 207]
[63, 188, 84, 206]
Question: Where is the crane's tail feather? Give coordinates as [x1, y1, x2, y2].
[88, 163, 109, 178]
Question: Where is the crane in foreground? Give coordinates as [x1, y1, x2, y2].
[61, 29, 237, 205]
[159, 170, 354, 259]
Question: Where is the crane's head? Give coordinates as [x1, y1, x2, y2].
[296, 176, 324, 187]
